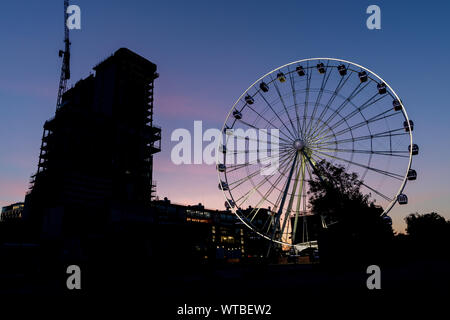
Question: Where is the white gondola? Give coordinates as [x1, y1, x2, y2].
[317, 63, 325, 74]
[219, 181, 229, 191]
[223, 127, 233, 136]
[245, 95, 254, 105]
[407, 169, 417, 181]
[337, 64, 347, 76]
[397, 193, 408, 205]
[233, 110, 242, 119]
[296, 66, 305, 76]
[404, 120, 414, 132]
[377, 82, 387, 94]
[217, 164, 226, 172]
[393, 99, 402, 111]
[409, 144, 419, 155]
[358, 71, 368, 82]
[277, 72, 286, 83]
[260, 82, 269, 92]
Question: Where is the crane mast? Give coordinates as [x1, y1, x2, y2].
[56, 0, 71, 110]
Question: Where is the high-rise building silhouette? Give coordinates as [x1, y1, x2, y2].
[24, 48, 161, 237]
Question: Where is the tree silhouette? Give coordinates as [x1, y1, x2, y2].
[405, 212, 449, 242]
[307, 160, 393, 265]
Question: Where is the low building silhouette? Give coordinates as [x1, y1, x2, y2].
[152, 198, 267, 263]
[1, 202, 24, 222]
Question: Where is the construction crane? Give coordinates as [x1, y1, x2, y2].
[56, 0, 71, 110]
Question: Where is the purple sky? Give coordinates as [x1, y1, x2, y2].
[1, 0, 450, 233]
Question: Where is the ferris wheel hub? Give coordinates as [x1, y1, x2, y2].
[293, 139, 306, 151]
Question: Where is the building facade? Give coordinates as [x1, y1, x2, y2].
[152, 198, 268, 263]
[1, 202, 24, 222]
[24, 48, 161, 238]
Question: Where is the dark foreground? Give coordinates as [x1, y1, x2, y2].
[1, 257, 449, 317]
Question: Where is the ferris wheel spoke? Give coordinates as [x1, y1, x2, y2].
[226, 130, 291, 146]
[247, 156, 295, 222]
[271, 75, 300, 139]
[313, 146, 409, 158]
[225, 148, 294, 171]
[302, 150, 327, 186]
[268, 152, 299, 247]
[313, 92, 387, 140]
[278, 158, 302, 240]
[257, 89, 297, 141]
[314, 128, 407, 148]
[311, 149, 393, 203]
[292, 158, 306, 244]
[229, 167, 271, 188]
[307, 152, 393, 204]
[280, 154, 304, 242]
[359, 181, 393, 202]
[225, 150, 292, 173]
[231, 120, 292, 145]
[309, 117, 342, 149]
[268, 155, 298, 217]
[310, 101, 349, 143]
[264, 216, 275, 235]
[305, 96, 368, 146]
[225, 144, 292, 163]
[329, 113, 389, 139]
[240, 104, 296, 142]
[317, 106, 398, 142]
[309, 66, 352, 136]
[235, 175, 275, 209]
[311, 148, 404, 180]
[226, 148, 272, 155]
[232, 150, 295, 206]
[237, 150, 294, 178]
[221, 143, 291, 167]
[302, 62, 312, 138]
[311, 81, 370, 138]
[318, 79, 364, 126]
[229, 150, 294, 190]
[245, 154, 297, 230]
[287, 66, 304, 139]
[305, 61, 332, 137]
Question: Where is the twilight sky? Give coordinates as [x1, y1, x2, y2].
[0, 0, 449, 232]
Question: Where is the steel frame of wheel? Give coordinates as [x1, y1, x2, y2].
[217, 58, 414, 246]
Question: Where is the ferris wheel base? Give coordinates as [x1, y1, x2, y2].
[294, 240, 319, 252]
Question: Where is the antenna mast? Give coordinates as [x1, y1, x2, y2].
[56, 0, 71, 110]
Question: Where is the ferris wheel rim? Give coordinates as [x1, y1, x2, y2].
[217, 58, 414, 246]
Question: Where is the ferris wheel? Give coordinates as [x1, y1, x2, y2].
[217, 58, 418, 247]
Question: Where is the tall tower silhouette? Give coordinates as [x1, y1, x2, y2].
[25, 48, 161, 237]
